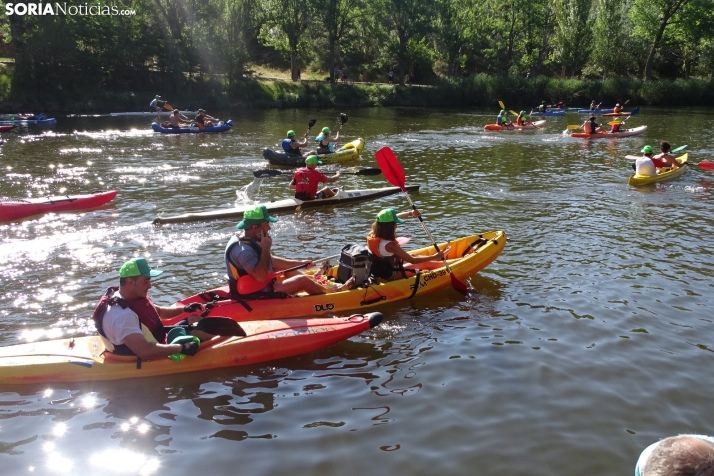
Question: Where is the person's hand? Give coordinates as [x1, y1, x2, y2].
[255, 229, 272, 251]
[434, 246, 451, 260]
[302, 260, 315, 269]
[411, 209, 421, 218]
[334, 170, 341, 178]
[183, 302, 205, 314]
[180, 341, 199, 356]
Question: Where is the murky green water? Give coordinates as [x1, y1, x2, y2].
[1, 106, 713, 475]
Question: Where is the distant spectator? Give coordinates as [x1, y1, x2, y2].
[334, 65, 340, 82]
[388, 68, 394, 84]
[526, 72, 531, 79]
[341, 66, 348, 83]
[635, 435, 714, 476]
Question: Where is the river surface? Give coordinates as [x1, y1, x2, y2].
[0, 107, 713, 475]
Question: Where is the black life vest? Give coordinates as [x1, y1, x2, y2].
[225, 236, 276, 299]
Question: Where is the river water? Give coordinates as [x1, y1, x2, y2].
[0, 107, 713, 475]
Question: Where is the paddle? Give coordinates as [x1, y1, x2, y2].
[237, 253, 341, 295]
[374, 146, 475, 299]
[337, 113, 348, 132]
[168, 308, 246, 336]
[607, 106, 640, 125]
[624, 151, 713, 170]
[163, 102, 174, 111]
[253, 168, 382, 178]
[305, 118, 317, 136]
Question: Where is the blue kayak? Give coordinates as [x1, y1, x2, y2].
[577, 109, 615, 114]
[0, 117, 57, 125]
[529, 110, 566, 116]
[151, 119, 233, 133]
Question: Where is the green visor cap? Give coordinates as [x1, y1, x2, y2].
[236, 205, 278, 229]
[376, 208, 405, 224]
[287, 130, 296, 137]
[155, 95, 161, 98]
[499, 110, 506, 114]
[520, 110, 526, 115]
[305, 155, 322, 165]
[641, 145, 653, 154]
[321, 127, 331, 134]
[120, 258, 163, 278]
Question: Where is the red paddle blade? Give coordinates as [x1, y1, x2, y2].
[449, 273, 478, 299]
[698, 161, 714, 171]
[375, 147, 406, 189]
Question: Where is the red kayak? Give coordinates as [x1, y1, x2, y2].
[601, 112, 630, 117]
[0, 125, 16, 132]
[0, 190, 117, 222]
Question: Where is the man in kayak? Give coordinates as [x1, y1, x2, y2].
[169, 110, 191, 129]
[150, 95, 166, 113]
[581, 116, 603, 134]
[613, 103, 623, 114]
[589, 100, 600, 110]
[315, 126, 340, 154]
[634, 145, 660, 176]
[367, 208, 450, 281]
[194, 109, 217, 129]
[289, 155, 341, 200]
[655, 141, 683, 169]
[496, 110, 512, 129]
[537, 101, 546, 113]
[282, 130, 311, 156]
[635, 435, 714, 476]
[609, 117, 625, 133]
[92, 258, 209, 360]
[225, 206, 353, 298]
[516, 111, 531, 126]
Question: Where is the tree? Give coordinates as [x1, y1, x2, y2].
[552, 0, 594, 78]
[258, 0, 314, 80]
[314, 0, 362, 82]
[590, 0, 632, 78]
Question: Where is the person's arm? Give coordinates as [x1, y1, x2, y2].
[384, 242, 450, 264]
[245, 231, 273, 282]
[322, 171, 340, 183]
[296, 137, 309, 148]
[121, 333, 193, 359]
[156, 303, 206, 322]
[289, 178, 296, 190]
[271, 255, 312, 271]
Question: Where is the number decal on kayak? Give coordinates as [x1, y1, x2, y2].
[409, 270, 448, 291]
[313, 303, 335, 312]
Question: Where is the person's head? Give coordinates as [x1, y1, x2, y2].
[198, 108, 205, 114]
[541, 101, 546, 105]
[118, 258, 163, 299]
[305, 155, 322, 169]
[642, 145, 654, 156]
[287, 130, 296, 138]
[155, 95, 161, 99]
[660, 141, 671, 153]
[499, 110, 506, 115]
[173, 110, 179, 115]
[235, 205, 278, 236]
[616, 103, 621, 107]
[371, 208, 404, 241]
[321, 127, 331, 135]
[639, 435, 714, 476]
[519, 110, 526, 116]
[613, 117, 621, 124]
[590, 116, 596, 122]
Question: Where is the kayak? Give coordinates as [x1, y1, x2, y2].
[263, 138, 365, 166]
[0, 118, 57, 125]
[568, 125, 647, 139]
[529, 110, 565, 116]
[0, 313, 383, 384]
[547, 108, 579, 112]
[628, 153, 688, 186]
[578, 109, 615, 114]
[0, 190, 118, 222]
[172, 231, 506, 321]
[153, 185, 419, 225]
[110, 111, 197, 116]
[151, 120, 233, 133]
[601, 112, 630, 117]
[484, 120, 546, 131]
[0, 125, 16, 132]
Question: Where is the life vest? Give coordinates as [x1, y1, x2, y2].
[588, 122, 598, 134]
[92, 287, 167, 356]
[366, 233, 404, 280]
[315, 134, 334, 152]
[282, 138, 294, 153]
[225, 236, 276, 298]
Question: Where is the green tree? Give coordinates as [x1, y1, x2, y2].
[314, 0, 362, 81]
[552, 0, 594, 78]
[590, 0, 632, 78]
[258, 0, 314, 80]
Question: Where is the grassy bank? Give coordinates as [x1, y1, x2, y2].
[2, 72, 714, 113]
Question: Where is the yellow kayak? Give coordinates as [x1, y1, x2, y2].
[628, 153, 688, 186]
[174, 231, 507, 321]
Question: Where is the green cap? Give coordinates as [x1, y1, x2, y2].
[287, 130, 296, 137]
[520, 110, 526, 115]
[236, 205, 278, 229]
[155, 95, 161, 98]
[321, 127, 331, 134]
[376, 208, 405, 225]
[499, 110, 506, 114]
[613, 117, 621, 123]
[641, 145, 653, 154]
[119, 258, 163, 279]
[305, 155, 322, 165]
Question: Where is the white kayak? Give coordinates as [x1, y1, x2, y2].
[153, 185, 420, 224]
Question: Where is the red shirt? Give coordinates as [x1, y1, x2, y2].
[293, 167, 329, 199]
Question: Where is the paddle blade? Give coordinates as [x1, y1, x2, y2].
[449, 273, 478, 299]
[194, 317, 246, 337]
[629, 106, 640, 117]
[498, 100, 505, 110]
[163, 103, 174, 111]
[509, 110, 519, 117]
[253, 169, 283, 178]
[698, 161, 714, 171]
[567, 125, 581, 130]
[340, 113, 348, 124]
[672, 145, 688, 153]
[375, 147, 406, 189]
[308, 119, 317, 128]
[356, 168, 383, 176]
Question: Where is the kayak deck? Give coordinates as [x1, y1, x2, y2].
[628, 153, 688, 186]
[569, 125, 647, 139]
[0, 190, 118, 222]
[153, 185, 418, 224]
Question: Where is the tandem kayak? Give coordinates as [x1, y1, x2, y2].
[484, 120, 546, 131]
[577, 109, 615, 114]
[568, 125, 647, 139]
[0, 313, 383, 384]
[110, 111, 197, 117]
[0, 190, 118, 222]
[628, 153, 688, 186]
[172, 231, 506, 321]
[529, 110, 565, 116]
[153, 185, 419, 225]
[0, 117, 57, 125]
[263, 138, 365, 166]
[151, 120, 233, 133]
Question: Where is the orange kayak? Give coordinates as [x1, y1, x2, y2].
[484, 120, 546, 131]
[0, 190, 117, 222]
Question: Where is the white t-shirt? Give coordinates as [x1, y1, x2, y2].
[635, 157, 658, 176]
[377, 240, 394, 257]
[101, 292, 144, 345]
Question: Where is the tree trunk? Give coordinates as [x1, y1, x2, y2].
[329, 39, 337, 82]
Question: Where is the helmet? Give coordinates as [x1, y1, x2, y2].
[287, 130, 296, 137]
[321, 127, 331, 134]
[641, 145, 653, 154]
[499, 110, 506, 114]
[616, 103, 620, 106]
[520, 110, 526, 115]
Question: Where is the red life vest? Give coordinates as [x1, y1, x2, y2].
[92, 287, 167, 355]
[366, 234, 404, 280]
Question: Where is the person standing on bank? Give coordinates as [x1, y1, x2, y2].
[289, 155, 340, 200]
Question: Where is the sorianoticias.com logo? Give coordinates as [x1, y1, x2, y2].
[5, 3, 137, 15]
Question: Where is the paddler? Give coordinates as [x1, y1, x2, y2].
[538, 101, 546, 113]
[194, 109, 217, 129]
[289, 155, 340, 200]
[655, 141, 682, 169]
[315, 126, 340, 154]
[496, 110, 513, 129]
[150, 95, 166, 113]
[613, 103, 623, 114]
[224, 206, 354, 299]
[581, 116, 603, 134]
[91, 258, 209, 360]
[609, 117, 624, 133]
[634, 145, 659, 176]
[516, 111, 530, 126]
[367, 208, 450, 281]
[282, 129, 312, 157]
[169, 109, 191, 129]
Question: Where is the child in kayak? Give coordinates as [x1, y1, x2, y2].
[609, 117, 625, 133]
[634, 145, 660, 176]
[654, 141, 683, 169]
[496, 110, 513, 129]
[516, 111, 531, 126]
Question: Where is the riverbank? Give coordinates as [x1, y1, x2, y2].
[2, 72, 714, 113]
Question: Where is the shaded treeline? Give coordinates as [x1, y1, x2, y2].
[1, 0, 714, 108]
